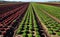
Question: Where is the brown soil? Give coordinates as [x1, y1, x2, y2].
[38, 2, 60, 7]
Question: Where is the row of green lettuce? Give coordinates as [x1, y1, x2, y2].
[37, 3, 60, 20]
[16, 4, 41, 37]
[32, 3, 60, 36]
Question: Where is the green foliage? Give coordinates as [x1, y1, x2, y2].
[22, 33, 27, 37]
[28, 33, 33, 37]
[39, 4, 60, 20]
[57, 32, 60, 36]
[36, 35, 41, 37]
[32, 3, 60, 36]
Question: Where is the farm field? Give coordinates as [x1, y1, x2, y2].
[0, 2, 60, 37]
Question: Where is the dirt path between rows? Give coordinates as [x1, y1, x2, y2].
[39, 8, 60, 24]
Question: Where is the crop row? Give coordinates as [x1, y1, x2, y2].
[37, 4, 60, 20]
[32, 3, 60, 37]
[0, 3, 28, 19]
[0, 3, 27, 14]
[16, 4, 43, 37]
[0, 3, 29, 37]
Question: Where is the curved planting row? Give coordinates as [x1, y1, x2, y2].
[0, 3, 29, 37]
[16, 4, 47, 37]
[32, 3, 60, 37]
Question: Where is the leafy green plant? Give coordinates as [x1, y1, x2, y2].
[22, 33, 27, 37]
[36, 35, 41, 37]
[28, 33, 33, 37]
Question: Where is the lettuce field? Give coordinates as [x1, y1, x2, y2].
[0, 2, 60, 37]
